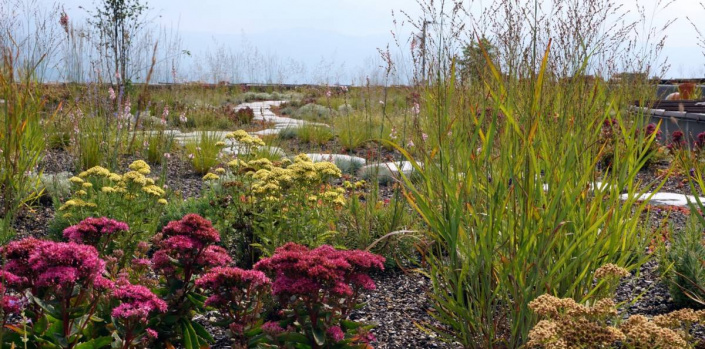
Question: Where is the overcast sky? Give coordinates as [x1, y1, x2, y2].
[48, 0, 705, 81]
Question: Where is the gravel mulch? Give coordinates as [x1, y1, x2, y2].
[351, 269, 457, 349]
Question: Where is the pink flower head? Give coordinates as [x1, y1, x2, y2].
[327, 326, 344, 342]
[422, 133, 428, 142]
[108, 87, 116, 101]
[412, 102, 420, 115]
[146, 328, 158, 339]
[197, 267, 270, 307]
[197, 245, 232, 269]
[132, 258, 151, 268]
[63, 217, 129, 246]
[2, 294, 23, 314]
[697, 131, 705, 149]
[644, 123, 662, 139]
[152, 214, 231, 278]
[111, 280, 167, 323]
[59, 12, 69, 33]
[254, 243, 384, 298]
[261, 321, 285, 336]
[27, 241, 106, 291]
[2, 238, 45, 286]
[161, 214, 221, 246]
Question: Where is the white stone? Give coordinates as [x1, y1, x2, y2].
[359, 161, 417, 181]
[620, 192, 705, 207]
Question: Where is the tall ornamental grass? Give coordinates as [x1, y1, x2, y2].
[0, 47, 46, 240]
[395, 48, 664, 347]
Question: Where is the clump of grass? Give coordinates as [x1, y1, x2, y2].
[293, 125, 333, 146]
[332, 113, 393, 151]
[185, 132, 225, 174]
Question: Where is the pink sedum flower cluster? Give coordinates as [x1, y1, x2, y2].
[196, 266, 270, 308]
[2, 237, 44, 288]
[3, 238, 110, 292]
[111, 279, 167, 323]
[63, 217, 129, 245]
[152, 214, 231, 278]
[254, 242, 385, 297]
[253, 243, 384, 346]
[196, 267, 271, 342]
[28, 241, 110, 290]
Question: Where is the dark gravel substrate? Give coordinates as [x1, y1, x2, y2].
[350, 269, 457, 349]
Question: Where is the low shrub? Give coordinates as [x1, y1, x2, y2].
[232, 106, 255, 124]
[294, 103, 337, 121]
[150, 213, 231, 347]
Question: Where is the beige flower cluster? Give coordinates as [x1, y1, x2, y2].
[593, 263, 630, 279]
[528, 293, 704, 349]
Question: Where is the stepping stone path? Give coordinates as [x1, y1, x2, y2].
[241, 101, 329, 136]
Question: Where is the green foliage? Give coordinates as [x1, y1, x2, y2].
[661, 213, 705, 309]
[332, 112, 393, 151]
[396, 48, 660, 347]
[143, 131, 177, 165]
[336, 182, 420, 259]
[459, 37, 499, 84]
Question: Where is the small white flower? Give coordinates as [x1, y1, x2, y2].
[422, 133, 428, 142]
[163, 153, 171, 159]
[407, 140, 415, 147]
[188, 153, 194, 159]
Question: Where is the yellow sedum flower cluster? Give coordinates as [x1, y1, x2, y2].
[212, 154, 346, 207]
[225, 130, 265, 146]
[61, 161, 168, 210]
